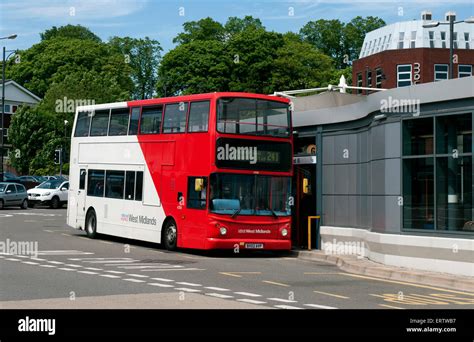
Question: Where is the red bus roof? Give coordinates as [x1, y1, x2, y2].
[127, 92, 290, 107]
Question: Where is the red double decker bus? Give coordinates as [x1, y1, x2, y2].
[67, 92, 292, 250]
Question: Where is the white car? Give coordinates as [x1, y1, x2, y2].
[27, 179, 69, 209]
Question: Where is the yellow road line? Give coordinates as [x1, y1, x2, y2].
[340, 273, 474, 296]
[262, 280, 290, 287]
[313, 290, 349, 299]
[379, 304, 404, 310]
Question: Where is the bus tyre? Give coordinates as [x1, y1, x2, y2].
[85, 210, 97, 239]
[20, 199, 28, 210]
[50, 196, 60, 209]
[163, 219, 178, 251]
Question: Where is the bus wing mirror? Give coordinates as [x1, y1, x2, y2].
[302, 178, 310, 194]
[195, 178, 204, 192]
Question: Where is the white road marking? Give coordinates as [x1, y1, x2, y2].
[123, 278, 146, 283]
[64, 264, 82, 268]
[234, 292, 262, 297]
[30, 258, 46, 261]
[304, 304, 338, 309]
[84, 267, 103, 271]
[205, 293, 234, 299]
[47, 261, 64, 264]
[58, 268, 76, 271]
[204, 287, 230, 292]
[37, 250, 94, 255]
[148, 283, 174, 288]
[274, 305, 304, 310]
[142, 268, 205, 272]
[176, 282, 201, 287]
[127, 274, 149, 278]
[175, 288, 201, 293]
[117, 265, 182, 269]
[99, 274, 120, 279]
[39, 264, 56, 268]
[104, 270, 125, 274]
[237, 299, 267, 305]
[22, 261, 39, 265]
[78, 271, 98, 275]
[6, 258, 20, 261]
[12, 255, 28, 258]
[267, 298, 298, 303]
[150, 277, 174, 282]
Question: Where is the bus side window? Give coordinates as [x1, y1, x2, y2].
[187, 176, 207, 209]
[125, 171, 135, 200]
[135, 172, 143, 201]
[79, 169, 86, 190]
[188, 101, 210, 132]
[129, 107, 140, 135]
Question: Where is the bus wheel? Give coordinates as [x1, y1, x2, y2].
[163, 219, 178, 251]
[85, 210, 97, 239]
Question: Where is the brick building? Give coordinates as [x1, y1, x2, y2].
[352, 11, 474, 94]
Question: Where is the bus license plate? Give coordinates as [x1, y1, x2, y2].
[245, 243, 264, 249]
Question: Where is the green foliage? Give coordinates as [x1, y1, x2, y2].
[173, 17, 226, 45]
[109, 36, 163, 99]
[300, 16, 385, 68]
[40, 24, 101, 42]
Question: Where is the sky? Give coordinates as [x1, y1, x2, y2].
[1, 0, 473, 53]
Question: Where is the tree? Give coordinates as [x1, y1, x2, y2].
[270, 33, 334, 91]
[300, 16, 385, 68]
[224, 16, 264, 36]
[109, 36, 162, 99]
[300, 19, 346, 68]
[173, 17, 225, 45]
[157, 40, 230, 96]
[7, 29, 133, 98]
[40, 24, 101, 42]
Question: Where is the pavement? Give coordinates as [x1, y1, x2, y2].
[292, 250, 474, 293]
[1, 207, 473, 310]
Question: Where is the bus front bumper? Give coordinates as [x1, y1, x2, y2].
[205, 238, 291, 250]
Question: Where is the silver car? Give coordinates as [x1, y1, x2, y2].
[0, 182, 28, 209]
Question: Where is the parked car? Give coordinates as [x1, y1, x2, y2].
[0, 182, 28, 209]
[27, 179, 69, 209]
[0, 172, 21, 183]
[18, 175, 42, 190]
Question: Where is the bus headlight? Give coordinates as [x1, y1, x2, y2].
[219, 227, 227, 236]
[281, 228, 288, 237]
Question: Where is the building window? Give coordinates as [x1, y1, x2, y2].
[4, 104, 11, 113]
[375, 68, 383, 88]
[366, 70, 372, 88]
[429, 31, 435, 48]
[402, 114, 473, 232]
[397, 64, 412, 87]
[458, 65, 472, 78]
[410, 31, 416, 48]
[464, 32, 470, 49]
[434, 64, 449, 81]
[398, 32, 405, 49]
[356, 73, 363, 94]
[441, 31, 447, 48]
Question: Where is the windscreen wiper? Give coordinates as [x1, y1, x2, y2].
[231, 208, 242, 219]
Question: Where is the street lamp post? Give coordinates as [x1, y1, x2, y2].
[1, 34, 17, 182]
[423, 15, 474, 79]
